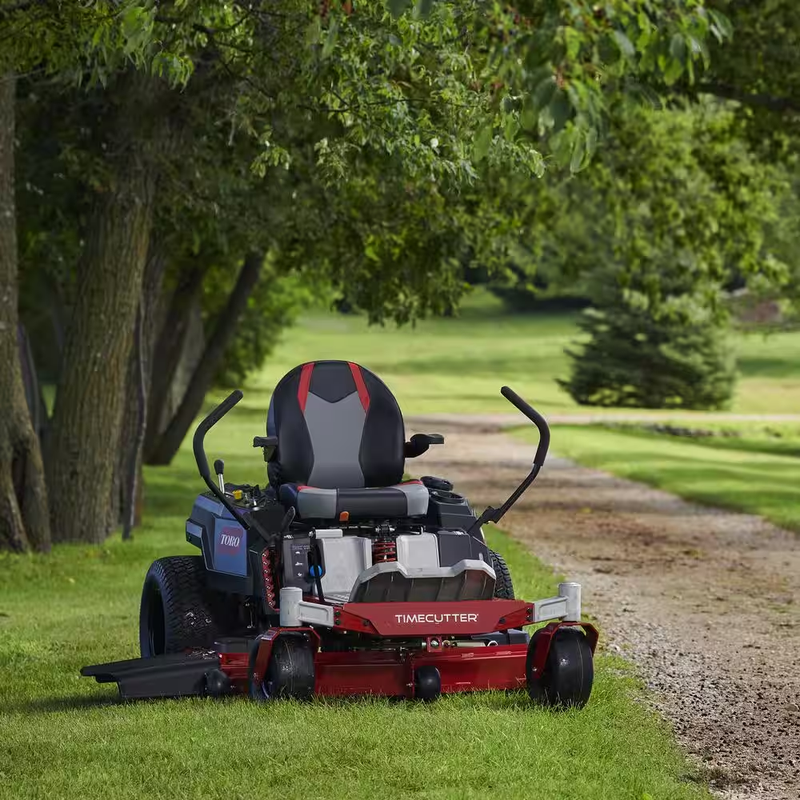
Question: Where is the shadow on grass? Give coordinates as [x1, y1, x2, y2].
[369, 352, 570, 378]
[2, 693, 122, 715]
[738, 354, 799, 379]
[4, 687, 543, 716]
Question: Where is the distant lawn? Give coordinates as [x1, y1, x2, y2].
[734, 327, 800, 415]
[527, 423, 800, 533]
[248, 291, 583, 415]
[0, 419, 708, 799]
[236, 290, 800, 418]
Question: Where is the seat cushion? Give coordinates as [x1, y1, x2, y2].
[279, 480, 429, 520]
[267, 361, 406, 489]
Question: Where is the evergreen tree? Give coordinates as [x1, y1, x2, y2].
[560, 285, 736, 410]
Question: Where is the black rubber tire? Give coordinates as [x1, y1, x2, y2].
[414, 665, 441, 701]
[527, 627, 594, 709]
[489, 550, 515, 600]
[249, 635, 315, 702]
[139, 556, 234, 657]
[204, 668, 233, 698]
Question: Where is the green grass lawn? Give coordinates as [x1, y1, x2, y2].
[0, 399, 709, 800]
[533, 423, 800, 532]
[5, 295, 797, 798]
[239, 289, 800, 417]
[248, 291, 582, 415]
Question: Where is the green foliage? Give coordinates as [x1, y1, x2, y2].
[702, 1, 800, 153]
[202, 262, 315, 388]
[1, 0, 191, 85]
[560, 290, 737, 410]
[549, 101, 775, 410]
[476, 97, 784, 316]
[463, 0, 734, 171]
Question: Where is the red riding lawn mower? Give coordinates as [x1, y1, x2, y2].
[83, 361, 597, 707]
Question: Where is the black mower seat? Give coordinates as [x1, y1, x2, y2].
[266, 360, 442, 520]
[279, 480, 429, 521]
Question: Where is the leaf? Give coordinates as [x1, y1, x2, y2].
[520, 103, 538, 131]
[663, 57, 683, 85]
[563, 26, 581, 60]
[414, 0, 434, 18]
[549, 90, 571, 132]
[322, 17, 340, 59]
[612, 30, 635, 59]
[305, 17, 322, 46]
[669, 33, 686, 63]
[709, 9, 734, 40]
[473, 126, 493, 162]
[570, 131, 587, 173]
[585, 126, 598, 161]
[388, 0, 412, 17]
[503, 116, 519, 142]
[532, 75, 557, 111]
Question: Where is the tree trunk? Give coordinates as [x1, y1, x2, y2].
[110, 241, 166, 537]
[45, 79, 161, 545]
[0, 72, 51, 553]
[143, 262, 207, 461]
[147, 251, 264, 465]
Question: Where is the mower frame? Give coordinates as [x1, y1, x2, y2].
[82, 377, 598, 706]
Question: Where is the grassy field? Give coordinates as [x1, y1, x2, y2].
[3, 295, 796, 798]
[537, 423, 800, 532]
[241, 290, 800, 417]
[0, 444, 707, 800]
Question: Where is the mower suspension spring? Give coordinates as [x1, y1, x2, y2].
[261, 548, 277, 608]
[372, 537, 397, 562]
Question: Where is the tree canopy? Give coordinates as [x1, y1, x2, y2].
[2, 0, 796, 551]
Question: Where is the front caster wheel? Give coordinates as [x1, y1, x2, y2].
[205, 668, 232, 698]
[249, 635, 315, 702]
[527, 627, 593, 709]
[414, 665, 441, 701]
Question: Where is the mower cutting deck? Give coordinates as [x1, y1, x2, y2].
[83, 360, 597, 707]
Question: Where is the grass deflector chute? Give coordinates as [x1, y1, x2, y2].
[83, 360, 597, 706]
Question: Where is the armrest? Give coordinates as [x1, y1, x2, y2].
[404, 433, 445, 459]
[253, 436, 278, 462]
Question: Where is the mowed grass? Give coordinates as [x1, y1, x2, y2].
[529, 423, 800, 532]
[0, 418, 708, 800]
[240, 290, 800, 417]
[248, 291, 581, 415]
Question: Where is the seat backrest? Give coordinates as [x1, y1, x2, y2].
[267, 360, 405, 489]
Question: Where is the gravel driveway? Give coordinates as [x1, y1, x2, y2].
[409, 418, 800, 800]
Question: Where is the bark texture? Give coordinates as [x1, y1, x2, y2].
[112, 242, 166, 538]
[143, 262, 207, 461]
[46, 76, 162, 544]
[147, 251, 264, 465]
[0, 72, 51, 553]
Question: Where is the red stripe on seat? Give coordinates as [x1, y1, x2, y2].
[400, 480, 423, 484]
[348, 362, 370, 412]
[297, 363, 314, 413]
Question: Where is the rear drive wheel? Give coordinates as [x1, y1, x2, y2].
[139, 556, 235, 657]
[526, 627, 593, 709]
[249, 635, 315, 702]
[489, 550, 515, 600]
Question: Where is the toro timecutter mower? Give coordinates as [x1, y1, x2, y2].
[82, 360, 597, 706]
